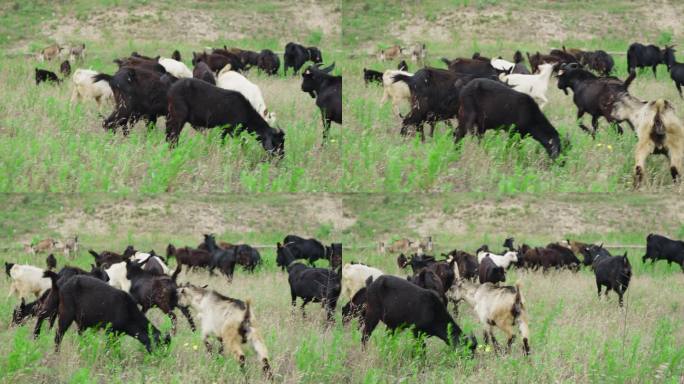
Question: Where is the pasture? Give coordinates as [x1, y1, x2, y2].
[1, 194, 684, 383]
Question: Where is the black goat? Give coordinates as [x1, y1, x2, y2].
[478, 255, 506, 284]
[456, 78, 561, 158]
[362, 275, 476, 351]
[556, 63, 636, 136]
[643, 234, 684, 271]
[592, 250, 631, 307]
[301, 64, 341, 139]
[47, 272, 169, 352]
[35, 68, 60, 85]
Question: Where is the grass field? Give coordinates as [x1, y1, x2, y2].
[1, 1, 684, 192]
[1, 194, 684, 383]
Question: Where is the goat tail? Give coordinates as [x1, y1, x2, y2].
[171, 264, 181, 282]
[391, 73, 413, 86]
[43, 270, 59, 291]
[365, 275, 374, 288]
[624, 70, 636, 89]
[88, 249, 99, 259]
[92, 73, 112, 84]
[514, 281, 524, 312]
[441, 57, 451, 66]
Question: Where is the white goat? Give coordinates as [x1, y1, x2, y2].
[216, 65, 276, 125]
[613, 96, 684, 187]
[178, 284, 271, 374]
[491, 58, 515, 73]
[449, 280, 530, 355]
[158, 57, 193, 78]
[105, 262, 131, 293]
[477, 250, 518, 269]
[71, 69, 114, 108]
[5, 263, 51, 299]
[381, 69, 413, 117]
[499, 63, 555, 109]
[341, 263, 383, 300]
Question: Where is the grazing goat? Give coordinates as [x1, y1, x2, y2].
[256, 49, 280, 75]
[478, 256, 506, 284]
[47, 273, 168, 352]
[280, 248, 340, 321]
[341, 263, 383, 300]
[217, 66, 276, 125]
[301, 64, 342, 139]
[158, 57, 193, 78]
[126, 262, 194, 333]
[69, 43, 86, 61]
[178, 284, 271, 375]
[165, 78, 285, 154]
[166, 244, 212, 270]
[449, 281, 530, 355]
[284, 42, 322, 75]
[380, 69, 412, 117]
[70, 69, 114, 108]
[456, 78, 561, 158]
[627, 43, 673, 77]
[35, 68, 60, 85]
[580, 50, 615, 76]
[277, 235, 331, 268]
[642, 234, 684, 271]
[93, 67, 176, 134]
[59, 60, 71, 77]
[379, 45, 403, 61]
[363, 68, 383, 85]
[499, 63, 555, 109]
[5, 263, 51, 299]
[592, 250, 631, 306]
[342, 286, 367, 324]
[362, 275, 476, 351]
[411, 43, 426, 63]
[611, 96, 684, 186]
[39, 44, 63, 61]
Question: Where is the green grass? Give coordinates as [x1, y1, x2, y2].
[2, 194, 684, 383]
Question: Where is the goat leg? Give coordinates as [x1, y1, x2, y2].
[179, 305, 196, 332]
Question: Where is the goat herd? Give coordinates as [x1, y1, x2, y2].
[30, 40, 684, 188]
[33, 41, 343, 156]
[5, 230, 684, 376]
[364, 42, 684, 187]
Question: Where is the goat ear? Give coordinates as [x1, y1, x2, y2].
[321, 63, 335, 73]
